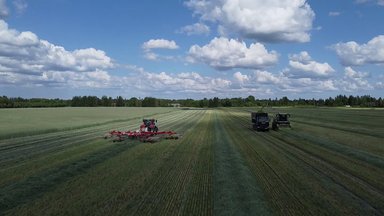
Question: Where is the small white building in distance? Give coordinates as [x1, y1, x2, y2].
[169, 103, 181, 108]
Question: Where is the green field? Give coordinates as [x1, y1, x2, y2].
[0, 107, 383, 215]
[0, 107, 174, 138]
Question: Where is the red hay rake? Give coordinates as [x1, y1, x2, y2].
[105, 130, 179, 143]
[104, 118, 180, 143]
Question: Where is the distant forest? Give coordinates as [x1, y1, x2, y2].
[0, 94, 383, 108]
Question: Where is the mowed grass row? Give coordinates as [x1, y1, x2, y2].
[224, 108, 384, 215]
[1, 109, 213, 215]
[218, 109, 309, 215]
[128, 110, 213, 215]
[212, 111, 272, 215]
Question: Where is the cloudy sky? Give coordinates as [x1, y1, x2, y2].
[0, 0, 383, 99]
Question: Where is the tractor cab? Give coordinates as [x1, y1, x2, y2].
[142, 119, 158, 132]
[272, 113, 291, 130]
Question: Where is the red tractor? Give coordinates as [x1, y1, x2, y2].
[140, 119, 158, 132]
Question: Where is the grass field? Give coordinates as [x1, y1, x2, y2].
[0, 107, 174, 139]
[0, 107, 383, 215]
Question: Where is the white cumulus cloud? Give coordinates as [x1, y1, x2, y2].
[233, 71, 249, 84]
[13, 0, 27, 14]
[332, 35, 384, 66]
[355, 0, 384, 6]
[339, 67, 372, 92]
[376, 81, 384, 89]
[185, 0, 315, 43]
[329, 11, 341, 16]
[254, 70, 283, 85]
[232, 69, 338, 94]
[285, 51, 335, 78]
[142, 39, 179, 50]
[142, 39, 179, 61]
[177, 23, 210, 36]
[122, 65, 231, 95]
[344, 66, 369, 79]
[143, 52, 158, 61]
[0, 0, 9, 18]
[0, 20, 114, 88]
[188, 37, 278, 70]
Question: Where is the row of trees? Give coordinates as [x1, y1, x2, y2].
[0, 96, 69, 108]
[0, 95, 383, 108]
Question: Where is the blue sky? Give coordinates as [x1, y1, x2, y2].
[0, 0, 383, 99]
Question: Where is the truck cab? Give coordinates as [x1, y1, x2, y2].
[251, 112, 270, 131]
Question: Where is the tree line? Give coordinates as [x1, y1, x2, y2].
[0, 94, 383, 108]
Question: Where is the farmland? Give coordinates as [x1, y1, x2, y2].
[0, 107, 384, 215]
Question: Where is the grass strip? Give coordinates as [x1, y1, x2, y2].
[0, 140, 140, 214]
[213, 110, 271, 216]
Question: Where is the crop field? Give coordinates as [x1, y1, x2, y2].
[0, 107, 383, 215]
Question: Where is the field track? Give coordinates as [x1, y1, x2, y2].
[0, 107, 383, 215]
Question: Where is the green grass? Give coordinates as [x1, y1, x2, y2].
[0, 107, 384, 215]
[0, 107, 174, 138]
[229, 107, 384, 214]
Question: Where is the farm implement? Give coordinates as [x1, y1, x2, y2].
[272, 113, 291, 130]
[104, 118, 180, 143]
